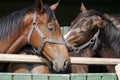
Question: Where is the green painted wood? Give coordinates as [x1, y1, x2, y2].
[61, 27, 64, 35]
[49, 74, 69, 80]
[32, 74, 48, 80]
[0, 73, 118, 80]
[13, 74, 32, 80]
[61, 26, 69, 35]
[87, 73, 101, 80]
[63, 26, 69, 35]
[71, 74, 86, 80]
[0, 73, 12, 80]
[102, 73, 118, 80]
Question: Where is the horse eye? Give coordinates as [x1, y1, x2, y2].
[48, 26, 54, 31]
[79, 31, 85, 34]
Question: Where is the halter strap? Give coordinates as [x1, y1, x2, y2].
[28, 11, 66, 54]
[67, 29, 100, 53]
[33, 11, 37, 23]
[27, 11, 37, 43]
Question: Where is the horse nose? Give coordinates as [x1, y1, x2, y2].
[53, 59, 70, 72]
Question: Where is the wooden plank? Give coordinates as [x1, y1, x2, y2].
[102, 73, 117, 80]
[0, 54, 120, 65]
[0, 53, 44, 63]
[49, 74, 69, 80]
[32, 74, 48, 80]
[70, 57, 120, 65]
[71, 74, 86, 80]
[87, 73, 101, 80]
[0, 73, 118, 80]
[71, 73, 118, 80]
[13, 74, 32, 80]
[0, 73, 12, 80]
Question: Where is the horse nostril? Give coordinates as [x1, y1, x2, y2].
[53, 61, 59, 72]
[55, 62, 58, 70]
[53, 60, 69, 72]
[63, 60, 69, 69]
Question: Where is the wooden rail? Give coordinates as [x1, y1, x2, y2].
[0, 54, 120, 65]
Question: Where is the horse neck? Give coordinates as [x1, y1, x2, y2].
[0, 31, 22, 53]
[0, 14, 33, 53]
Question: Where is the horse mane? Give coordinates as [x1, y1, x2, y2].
[0, 4, 54, 41]
[72, 9, 104, 27]
[110, 14, 120, 18]
[78, 9, 103, 18]
[101, 21, 120, 55]
[83, 10, 120, 55]
[0, 5, 34, 40]
[44, 5, 55, 23]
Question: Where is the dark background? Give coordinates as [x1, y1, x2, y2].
[0, 0, 120, 26]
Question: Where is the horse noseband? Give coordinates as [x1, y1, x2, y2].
[27, 11, 66, 55]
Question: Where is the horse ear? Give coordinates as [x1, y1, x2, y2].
[35, 0, 44, 12]
[50, 0, 60, 10]
[80, 3, 88, 13]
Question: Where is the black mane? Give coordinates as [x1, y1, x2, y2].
[44, 5, 55, 22]
[101, 22, 120, 55]
[0, 5, 34, 40]
[0, 4, 54, 40]
[78, 10, 104, 19]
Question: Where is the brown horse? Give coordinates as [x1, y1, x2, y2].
[0, 0, 70, 73]
[65, 4, 120, 73]
[64, 4, 98, 73]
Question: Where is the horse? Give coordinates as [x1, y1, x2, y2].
[0, 0, 70, 73]
[64, 4, 98, 73]
[8, 45, 71, 74]
[65, 4, 120, 73]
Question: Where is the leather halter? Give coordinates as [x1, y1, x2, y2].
[27, 11, 66, 55]
[67, 29, 100, 53]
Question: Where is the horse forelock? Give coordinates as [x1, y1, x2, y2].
[71, 9, 104, 28]
[78, 10, 103, 18]
[44, 5, 55, 23]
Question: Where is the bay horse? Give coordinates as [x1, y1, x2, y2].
[64, 4, 101, 73]
[65, 4, 120, 73]
[0, 0, 70, 73]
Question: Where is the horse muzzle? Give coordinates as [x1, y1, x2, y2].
[53, 59, 70, 72]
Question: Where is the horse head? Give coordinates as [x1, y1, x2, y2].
[19, 0, 70, 72]
[64, 4, 104, 50]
